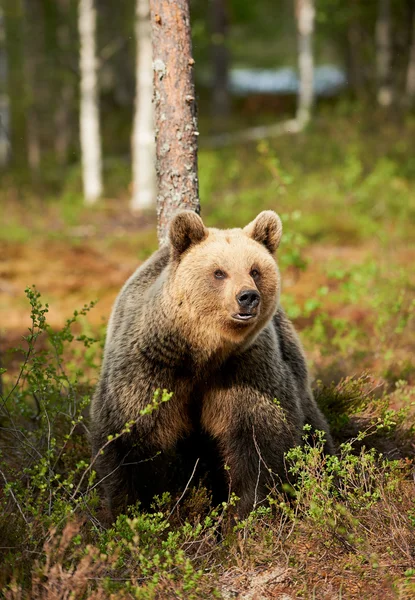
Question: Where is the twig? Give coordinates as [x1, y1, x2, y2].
[85, 451, 160, 494]
[69, 433, 128, 501]
[168, 458, 199, 519]
[31, 392, 41, 420]
[0, 468, 28, 524]
[253, 428, 261, 513]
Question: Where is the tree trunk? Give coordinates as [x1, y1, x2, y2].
[78, 0, 102, 204]
[131, 0, 156, 211]
[211, 0, 230, 128]
[24, 0, 41, 172]
[3, 0, 27, 167]
[346, 1, 365, 99]
[149, 0, 200, 245]
[54, 0, 74, 165]
[0, 6, 10, 168]
[295, 0, 315, 126]
[55, 83, 74, 165]
[405, 7, 415, 105]
[376, 0, 393, 107]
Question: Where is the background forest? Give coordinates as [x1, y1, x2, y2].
[0, 1, 415, 599]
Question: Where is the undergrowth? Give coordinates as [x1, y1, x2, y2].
[0, 288, 414, 599]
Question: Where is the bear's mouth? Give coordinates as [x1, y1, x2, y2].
[232, 312, 257, 322]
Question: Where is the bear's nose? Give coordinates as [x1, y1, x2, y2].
[236, 289, 260, 310]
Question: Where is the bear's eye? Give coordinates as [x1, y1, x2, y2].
[250, 269, 260, 280]
[214, 269, 227, 280]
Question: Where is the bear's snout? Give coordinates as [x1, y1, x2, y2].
[236, 289, 260, 312]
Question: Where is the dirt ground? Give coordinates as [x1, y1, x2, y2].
[1, 204, 414, 391]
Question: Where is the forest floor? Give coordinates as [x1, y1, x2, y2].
[0, 111, 415, 599]
[1, 206, 414, 389]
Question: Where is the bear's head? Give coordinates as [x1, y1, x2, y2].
[167, 210, 282, 354]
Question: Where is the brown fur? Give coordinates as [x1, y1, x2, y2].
[90, 211, 334, 517]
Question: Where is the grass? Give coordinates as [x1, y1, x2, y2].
[0, 108, 414, 598]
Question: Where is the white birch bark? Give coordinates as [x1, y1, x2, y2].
[295, 0, 315, 126]
[0, 7, 10, 168]
[130, 0, 156, 211]
[406, 11, 415, 105]
[376, 0, 392, 107]
[78, 0, 102, 204]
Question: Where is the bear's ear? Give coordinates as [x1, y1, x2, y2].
[169, 211, 208, 258]
[243, 211, 282, 253]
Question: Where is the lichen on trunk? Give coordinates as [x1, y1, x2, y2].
[149, 0, 200, 245]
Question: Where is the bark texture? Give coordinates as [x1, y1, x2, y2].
[376, 0, 392, 107]
[78, 0, 102, 204]
[131, 0, 156, 211]
[149, 0, 200, 245]
[295, 0, 315, 126]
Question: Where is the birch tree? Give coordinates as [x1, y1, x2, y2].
[376, 0, 392, 107]
[78, 0, 102, 204]
[149, 0, 200, 244]
[405, 9, 415, 106]
[295, 0, 315, 126]
[131, 0, 156, 211]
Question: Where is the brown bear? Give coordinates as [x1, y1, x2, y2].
[90, 210, 334, 518]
